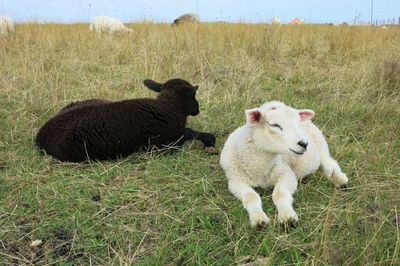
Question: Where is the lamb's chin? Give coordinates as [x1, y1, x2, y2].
[289, 148, 305, 155]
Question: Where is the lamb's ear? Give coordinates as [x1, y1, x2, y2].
[245, 108, 263, 125]
[143, 79, 162, 92]
[193, 85, 199, 92]
[299, 109, 315, 121]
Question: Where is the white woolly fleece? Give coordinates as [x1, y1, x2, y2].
[220, 101, 348, 227]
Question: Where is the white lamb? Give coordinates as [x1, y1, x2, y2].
[0, 16, 15, 37]
[220, 101, 349, 228]
[89, 15, 133, 34]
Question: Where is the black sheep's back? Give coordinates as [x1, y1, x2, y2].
[36, 99, 186, 162]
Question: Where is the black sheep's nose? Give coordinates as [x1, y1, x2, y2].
[298, 141, 308, 150]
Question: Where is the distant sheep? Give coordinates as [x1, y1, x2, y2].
[0, 16, 15, 37]
[172, 13, 200, 26]
[89, 15, 133, 34]
[36, 78, 216, 162]
[220, 101, 349, 228]
[271, 17, 281, 25]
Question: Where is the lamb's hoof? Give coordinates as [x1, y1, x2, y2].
[256, 221, 268, 231]
[338, 183, 349, 190]
[204, 146, 219, 155]
[202, 133, 216, 147]
[250, 211, 270, 230]
[278, 209, 298, 225]
[281, 218, 298, 229]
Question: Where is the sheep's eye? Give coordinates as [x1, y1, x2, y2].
[269, 123, 282, 131]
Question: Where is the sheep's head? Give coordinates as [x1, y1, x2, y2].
[245, 101, 314, 156]
[143, 78, 200, 116]
[172, 19, 180, 26]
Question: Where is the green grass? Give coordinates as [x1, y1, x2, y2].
[1, 22, 399, 265]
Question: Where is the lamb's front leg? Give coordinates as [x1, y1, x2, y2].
[184, 128, 216, 147]
[272, 172, 299, 225]
[229, 180, 270, 229]
[321, 157, 349, 188]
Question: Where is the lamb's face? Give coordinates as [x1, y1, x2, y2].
[183, 87, 200, 116]
[144, 78, 200, 116]
[246, 101, 314, 156]
[163, 79, 200, 116]
[170, 85, 199, 116]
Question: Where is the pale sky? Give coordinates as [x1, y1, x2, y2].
[1, 0, 399, 24]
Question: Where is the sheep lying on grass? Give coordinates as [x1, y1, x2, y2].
[0, 16, 14, 37]
[89, 15, 133, 34]
[172, 13, 200, 26]
[36, 78, 216, 162]
[220, 101, 349, 228]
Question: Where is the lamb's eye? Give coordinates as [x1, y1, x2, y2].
[269, 123, 282, 131]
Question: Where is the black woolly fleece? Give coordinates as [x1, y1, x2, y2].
[35, 78, 210, 162]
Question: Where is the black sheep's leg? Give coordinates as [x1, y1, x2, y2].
[183, 128, 216, 147]
[180, 128, 197, 144]
[196, 132, 216, 147]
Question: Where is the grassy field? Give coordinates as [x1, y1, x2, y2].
[0, 22, 399, 265]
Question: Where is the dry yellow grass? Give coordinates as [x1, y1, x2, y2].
[0, 22, 399, 265]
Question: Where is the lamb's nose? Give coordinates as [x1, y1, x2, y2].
[298, 141, 308, 150]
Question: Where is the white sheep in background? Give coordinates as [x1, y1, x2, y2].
[89, 15, 133, 34]
[220, 101, 349, 228]
[0, 16, 15, 37]
[271, 17, 281, 25]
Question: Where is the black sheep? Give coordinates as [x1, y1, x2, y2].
[36, 78, 216, 162]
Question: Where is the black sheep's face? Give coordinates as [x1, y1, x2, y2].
[182, 87, 199, 116]
[143, 78, 200, 116]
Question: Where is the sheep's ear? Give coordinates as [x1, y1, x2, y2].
[299, 109, 315, 121]
[193, 85, 199, 92]
[143, 79, 162, 92]
[245, 108, 263, 125]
